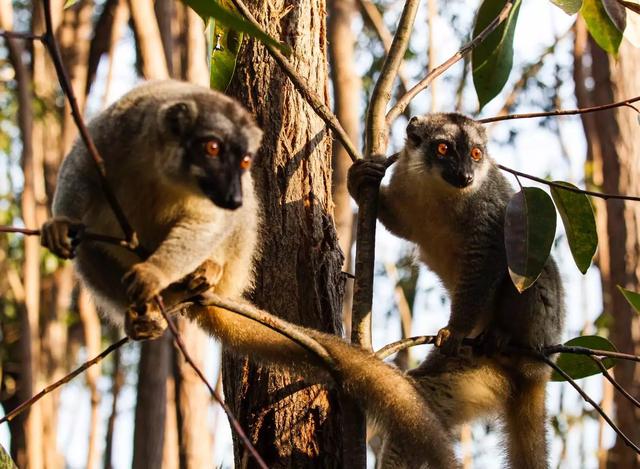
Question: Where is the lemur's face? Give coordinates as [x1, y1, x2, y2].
[159, 95, 262, 210]
[404, 113, 490, 192]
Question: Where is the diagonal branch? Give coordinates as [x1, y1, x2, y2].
[386, 0, 515, 125]
[589, 356, 640, 409]
[157, 299, 269, 469]
[365, 0, 420, 157]
[478, 94, 640, 123]
[540, 354, 640, 455]
[0, 337, 130, 425]
[230, 0, 362, 162]
[40, 0, 140, 253]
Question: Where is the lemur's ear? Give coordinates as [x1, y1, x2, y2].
[158, 100, 198, 138]
[406, 116, 422, 146]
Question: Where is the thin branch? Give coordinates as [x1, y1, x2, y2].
[156, 299, 268, 469]
[543, 344, 640, 363]
[40, 0, 140, 253]
[478, 95, 640, 124]
[358, 0, 412, 95]
[589, 356, 640, 409]
[540, 354, 640, 455]
[0, 337, 129, 425]
[0, 224, 136, 248]
[366, 0, 420, 156]
[200, 293, 338, 371]
[498, 164, 640, 202]
[0, 30, 43, 41]
[230, 0, 362, 162]
[386, 0, 515, 125]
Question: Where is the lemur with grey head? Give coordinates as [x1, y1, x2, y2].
[348, 113, 565, 469]
[42, 80, 263, 339]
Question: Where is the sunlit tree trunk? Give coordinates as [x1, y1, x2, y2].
[575, 25, 640, 468]
[225, 1, 345, 465]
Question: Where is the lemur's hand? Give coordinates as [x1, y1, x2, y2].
[347, 160, 386, 206]
[180, 259, 223, 295]
[435, 326, 465, 357]
[123, 262, 168, 306]
[41, 216, 85, 259]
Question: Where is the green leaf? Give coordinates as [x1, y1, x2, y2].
[550, 182, 597, 274]
[207, 0, 243, 91]
[602, 0, 640, 47]
[0, 444, 17, 469]
[64, 0, 79, 7]
[618, 286, 640, 314]
[182, 0, 292, 56]
[581, 0, 623, 54]
[550, 0, 584, 14]
[551, 335, 617, 381]
[472, 0, 522, 110]
[505, 187, 557, 292]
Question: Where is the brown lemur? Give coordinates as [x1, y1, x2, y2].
[40, 80, 457, 468]
[348, 113, 565, 469]
[41, 80, 263, 340]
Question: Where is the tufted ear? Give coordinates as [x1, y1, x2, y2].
[406, 116, 422, 146]
[158, 99, 198, 138]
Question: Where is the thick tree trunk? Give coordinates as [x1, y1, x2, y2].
[224, 1, 345, 466]
[576, 31, 640, 468]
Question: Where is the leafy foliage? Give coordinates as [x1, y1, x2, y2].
[550, 0, 584, 14]
[551, 335, 617, 381]
[183, 0, 292, 56]
[505, 187, 556, 292]
[472, 0, 522, 109]
[550, 182, 597, 274]
[618, 286, 640, 314]
[207, 0, 243, 91]
[0, 444, 17, 469]
[580, 0, 623, 53]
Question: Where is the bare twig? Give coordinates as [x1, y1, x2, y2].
[540, 354, 640, 455]
[366, 0, 420, 156]
[0, 30, 42, 41]
[478, 95, 640, 124]
[156, 299, 268, 469]
[358, 0, 412, 95]
[230, 0, 362, 162]
[589, 356, 640, 409]
[40, 0, 140, 253]
[0, 337, 130, 425]
[0, 224, 137, 248]
[386, 0, 515, 125]
[498, 164, 640, 202]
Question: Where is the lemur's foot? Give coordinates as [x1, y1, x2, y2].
[40, 216, 85, 259]
[125, 303, 167, 340]
[347, 159, 386, 205]
[435, 327, 465, 357]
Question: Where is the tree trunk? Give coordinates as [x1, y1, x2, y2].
[224, 1, 345, 466]
[576, 30, 640, 468]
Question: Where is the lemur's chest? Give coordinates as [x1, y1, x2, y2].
[412, 200, 465, 292]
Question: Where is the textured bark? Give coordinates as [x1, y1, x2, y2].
[575, 30, 640, 468]
[224, 1, 345, 466]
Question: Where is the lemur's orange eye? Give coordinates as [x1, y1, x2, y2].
[205, 139, 221, 157]
[240, 155, 252, 170]
[437, 143, 448, 156]
[471, 147, 483, 161]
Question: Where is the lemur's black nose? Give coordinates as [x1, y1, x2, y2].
[463, 174, 474, 186]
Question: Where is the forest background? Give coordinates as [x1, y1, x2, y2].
[0, 0, 639, 468]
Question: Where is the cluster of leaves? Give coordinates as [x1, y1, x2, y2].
[472, 0, 640, 109]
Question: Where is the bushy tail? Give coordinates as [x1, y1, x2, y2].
[187, 297, 457, 468]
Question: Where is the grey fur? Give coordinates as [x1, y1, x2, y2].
[43, 80, 262, 332]
[349, 113, 565, 468]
